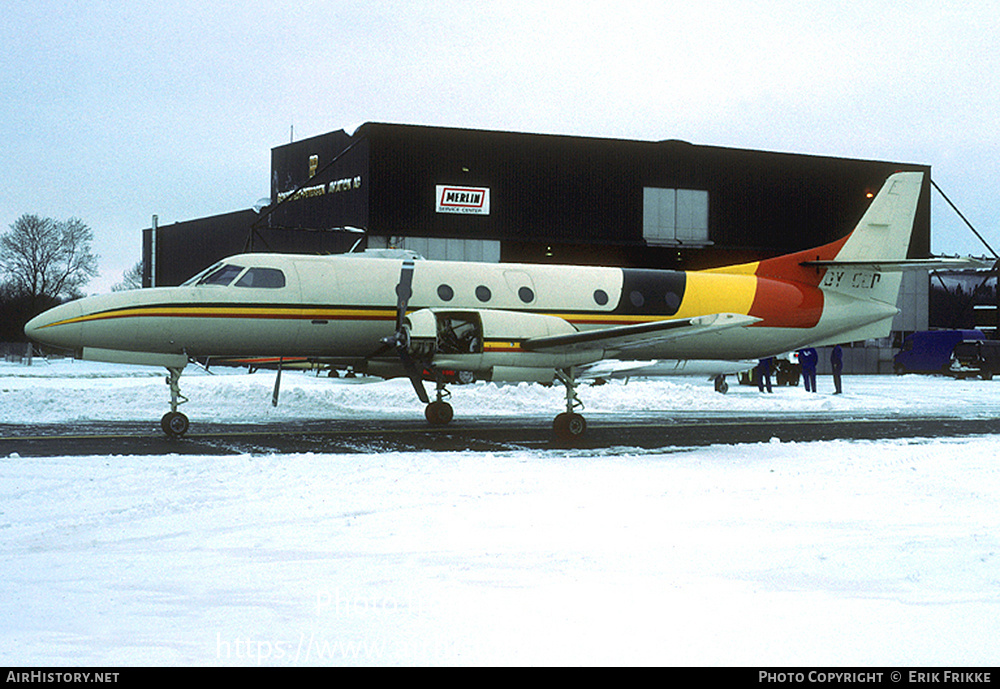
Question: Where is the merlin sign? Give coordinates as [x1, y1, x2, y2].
[436, 185, 491, 215]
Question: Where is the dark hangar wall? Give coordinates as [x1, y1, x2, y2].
[268, 123, 930, 270]
[145, 123, 931, 286]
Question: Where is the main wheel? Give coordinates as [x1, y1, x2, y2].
[161, 411, 190, 437]
[425, 400, 454, 426]
[553, 412, 587, 441]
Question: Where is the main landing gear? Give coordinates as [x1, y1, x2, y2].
[160, 366, 189, 437]
[424, 374, 454, 426]
[417, 367, 588, 441]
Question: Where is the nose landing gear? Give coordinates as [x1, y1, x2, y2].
[161, 366, 189, 437]
[553, 368, 587, 441]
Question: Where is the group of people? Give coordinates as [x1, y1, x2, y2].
[756, 344, 843, 394]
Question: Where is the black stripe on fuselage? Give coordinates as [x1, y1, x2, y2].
[615, 269, 686, 316]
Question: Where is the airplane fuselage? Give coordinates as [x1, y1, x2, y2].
[26, 250, 895, 370]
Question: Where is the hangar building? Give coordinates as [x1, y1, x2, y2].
[142, 122, 934, 372]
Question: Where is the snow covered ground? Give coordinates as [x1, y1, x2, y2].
[2, 359, 1000, 666]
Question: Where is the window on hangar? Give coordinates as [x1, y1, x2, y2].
[642, 188, 710, 246]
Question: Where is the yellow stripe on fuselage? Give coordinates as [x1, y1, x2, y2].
[41, 305, 397, 328]
[672, 271, 758, 319]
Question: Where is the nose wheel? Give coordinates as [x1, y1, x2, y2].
[161, 411, 190, 437]
[553, 411, 586, 440]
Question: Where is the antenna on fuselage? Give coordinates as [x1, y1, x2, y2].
[340, 226, 367, 253]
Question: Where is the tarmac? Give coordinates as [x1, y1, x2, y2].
[3, 412, 999, 457]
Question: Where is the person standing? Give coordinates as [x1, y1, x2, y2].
[756, 357, 773, 393]
[799, 347, 818, 392]
[831, 344, 844, 394]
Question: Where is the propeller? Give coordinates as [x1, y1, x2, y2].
[384, 259, 430, 403]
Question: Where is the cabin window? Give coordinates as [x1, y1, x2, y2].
[235, 267, 286, 288]
[475, 285, 492, 302]
[197, 264, 244, 286]
[518, 286, 535, 303]
[437, 284, 455, 302]
[593, 289, 609, 306]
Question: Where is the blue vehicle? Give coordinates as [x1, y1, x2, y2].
[893, 330, 984, 374]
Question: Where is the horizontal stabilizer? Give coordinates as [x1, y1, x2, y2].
[522, 313, 760, 354]
[802, 257, 992, 272]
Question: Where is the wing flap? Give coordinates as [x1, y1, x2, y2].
[522, 313, 760, 354]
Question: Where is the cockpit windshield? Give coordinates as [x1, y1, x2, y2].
[181, 262, 286, 288]
[181, 262, 222, 286]
[185, 263, 245, 287]
[200, 264, 245, 286]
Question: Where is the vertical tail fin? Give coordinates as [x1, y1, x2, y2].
[804, 171, 925, 344]
[832, 171, 924, 263]
[809, 171, 924, 308]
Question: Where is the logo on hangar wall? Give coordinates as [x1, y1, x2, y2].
[436, 186, 490, 215]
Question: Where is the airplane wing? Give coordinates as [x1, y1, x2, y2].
[521, 312, 760, 355]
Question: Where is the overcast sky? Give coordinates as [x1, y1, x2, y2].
[3, 0, 998, 292]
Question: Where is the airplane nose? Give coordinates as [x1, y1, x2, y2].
[24, 301, 83, 351]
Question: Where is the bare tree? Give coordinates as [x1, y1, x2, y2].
[0, 214, 99, 305]
[111, 261, 144, 292]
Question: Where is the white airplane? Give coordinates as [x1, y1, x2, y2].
[25, 171, 954, 439]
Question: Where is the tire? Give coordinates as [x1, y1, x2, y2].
[553, 412, 587, 441]
[425, 401, 454, 426]
[161, 412, 189, 437]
